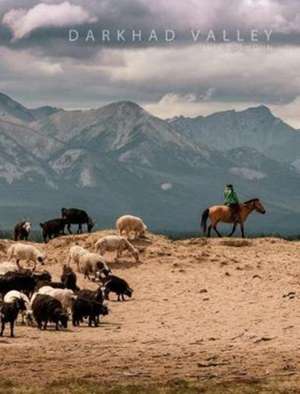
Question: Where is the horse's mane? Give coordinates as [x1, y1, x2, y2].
[243, 198, 259, 204]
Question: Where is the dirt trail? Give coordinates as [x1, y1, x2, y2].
[0, 233, 300, 388]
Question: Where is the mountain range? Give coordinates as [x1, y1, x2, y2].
[0, 91, 299, 235]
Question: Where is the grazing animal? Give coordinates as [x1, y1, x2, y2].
[116, 215, 147, 239]
[7, 243, 46, 270]
[37, 287, 76, 311]
[61, 208, 94, 234]
[95, 235, 140, 263]
[35, 281, 65, 290]
[68, 245, 89, 272]
[4, 290, 32, 325]
[104, 275, 133, 301]
[14, 221, 31, 241]
[78, 252, 110, 280]
[0, 261, 19, 276]
[77, 287, 104, 304]
[72, 296, 108, 327]
[32, 271, 52, 283]
[40, 219, 66, 243]
[61, 265, 79, 292]
[31, 294, 68, 330]
[201, 198, 266, 238]
[0, 272, 36, 298]
[0, 298, 26, 337]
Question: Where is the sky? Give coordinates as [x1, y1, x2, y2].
[1, 0, 300, 126]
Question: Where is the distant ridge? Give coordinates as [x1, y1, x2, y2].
[0, 92, 299, 233]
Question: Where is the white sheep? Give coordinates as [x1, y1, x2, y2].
[37, 286, 76, 311]
[7, 243, 46, 270]
[95, 235, 140, 263]
[0, 261, 19, 276]
[116, 215, 148, 239]
[68, 245, 89, 272]
[4, 290, 32, 325]
[78, 252, 110, 280]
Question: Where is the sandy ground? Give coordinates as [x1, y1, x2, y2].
[0, 232, 300, 389]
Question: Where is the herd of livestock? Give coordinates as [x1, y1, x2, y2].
[0, 210, 149, 337]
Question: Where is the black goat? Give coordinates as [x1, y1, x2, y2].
[61, 265, 79, 292]
[40, 218, 66, 243]
[32, 294, 68, 330]
[0, 298, 26, 337]
[72, 296, 108, 327]
[14, 221, 31, 241]
[61, 208, 94, 234]
[104, 275, 133, 301]
[77, 287, 104, 304]
[0, 272, 36, 298]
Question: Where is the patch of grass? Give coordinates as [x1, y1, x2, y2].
[220, 239, 252, 247]
[1, 377, 300, 394]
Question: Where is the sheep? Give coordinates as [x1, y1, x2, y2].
[116, 215, 148, 239]
[35, 281, 65, 290]
[104, 275, 133, 302]
[37, 286, 76, 311]
[31, 294, 68, 330]
[68, 245, 89, 272]
[0, 272, 36, 298]
[0, 261, 19, 276]
[7, 243, 46, 270]
[61, 264, 79, 292]
[95, 235, 140, 263]
[0, 298, 26, 337]
[4, 290, 33, 325]
[72, 296, 108, 327]
[78, 252, 110, 280]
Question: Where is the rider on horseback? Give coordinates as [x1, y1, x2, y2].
[224, 184, 240, 221]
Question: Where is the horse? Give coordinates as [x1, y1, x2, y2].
[14, 221, 31, 241]
[201, 198, 266, 238]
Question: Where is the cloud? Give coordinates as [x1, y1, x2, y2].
[1, 1, 300, 127]
[1, 0, 300, 54]
[105, 44, 300, 104]
[2, 1, 97, 40]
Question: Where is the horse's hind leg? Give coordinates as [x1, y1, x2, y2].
[207, 225, 212, 237]
[228, 223, 237, 237]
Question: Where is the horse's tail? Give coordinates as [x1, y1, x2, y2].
[201, 208, 210, 234]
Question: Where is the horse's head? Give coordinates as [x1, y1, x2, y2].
[253, 199, 266, 214]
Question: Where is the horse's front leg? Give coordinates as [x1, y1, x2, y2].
[240, 223, 245, 238]
[213, 223, 222, 237]
[228, 222, 237, 237]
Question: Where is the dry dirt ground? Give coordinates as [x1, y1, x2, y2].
[1, 232, 300, 392]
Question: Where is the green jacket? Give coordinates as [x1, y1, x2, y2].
[224, 187, 239, 205]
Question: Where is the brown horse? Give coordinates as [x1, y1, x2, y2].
[201, 198, 266, 238]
